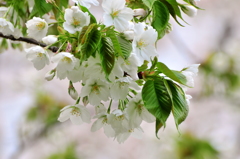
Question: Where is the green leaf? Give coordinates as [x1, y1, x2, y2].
[138, 60, 149, 72]
[30, 0, 53, 18]
[78, 24, 101, 61]
[164, 79, 188, 129]
[106, 29, 123, 57]
[52, 0, 68, 19]
[99, 37, 115, 79]
[142, 0, 156, 9]
[160, 0, 185, 26]
[152, 1, 170, 39]
[117, 36, 132, 59]
[142, 78, 172, 137]
[155, 118, 163, 139]
[157, 62, 187, 85]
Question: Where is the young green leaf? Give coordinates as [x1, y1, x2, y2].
[142, 0, 157, 9]
[99, 37, 115, 79]
[157, 62, 187, 85]
[152, 1, 170, 39]
[117, 36, 132, 59]
[30, 0, 53, 18]
[78, 24, 101, 61]
[52, 0, 68, 19]
[142, 78, 172, 132]
[138, 60, 149, 72]
[155, 118, 163, 139]
[160, 0, 185, 26]
[106, 29, 123, 57]
[164, 79, 189, 129]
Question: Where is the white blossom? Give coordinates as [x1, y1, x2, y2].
[115, 127, 143, 143]
[126, 94, 155, 128]
[63, 6, 90, 34]
[108, 109, 129, 135]
[25, 46, 50, 70]
[116, 54, 141, 80]
[52, 52, 79, 80]
[58, 104, 91, 124]
[42, 35, 58, 45]
[132, 22, 158, 64]
[67, 63, 85, 83]
[91, 105, 115, 137]
[102, 0, 133, 32]
[181, 64, 200, 87]
[122, 22, 134, 40]
[110, 76, 140, 100]
[26, 17, 48, 40]
[0, 18, 14, 35]
[80, 78, 110, 106]
[72, 0, 99, 9]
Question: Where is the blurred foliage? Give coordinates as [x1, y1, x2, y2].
[175, 133, 219, 159]
[200, 51, 240, 97]
[26, 92, 66, 127]
[47, 144, 79, 159]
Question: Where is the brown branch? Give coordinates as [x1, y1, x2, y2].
[0, 32, 59, 52]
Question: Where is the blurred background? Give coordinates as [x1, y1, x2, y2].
[1, 0, 240, 158]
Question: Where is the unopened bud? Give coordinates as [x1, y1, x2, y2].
[68, 82, 78, 100]
[42, 35, 58, 45]
[45, 69, 55, 81]
[123, 30, 134, 40]
[133, 9, 147, 18]
[66, 42, 72, 52]
[181, 4, 198, 17]
[82, 96, 89, 106]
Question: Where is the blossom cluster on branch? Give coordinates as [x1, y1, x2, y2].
[0, 0, 201, 143]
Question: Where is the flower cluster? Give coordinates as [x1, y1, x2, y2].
[16, 0, 201, 143]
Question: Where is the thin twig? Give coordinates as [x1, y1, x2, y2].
[0, 32, 58, 52]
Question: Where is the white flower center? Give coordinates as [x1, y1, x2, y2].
[137, 39, 148, 48]
[118, 82, 128, 88]
[72, 18, 81, 27]
[71, 108, 81, 116]
[37, 52, 44, 57]
[91, 83, 100, 94]
[115, 114, 124, 121]
[111, 10, 120, 18]
[36, 22, 46, 30]
[61, 56, 72, 63]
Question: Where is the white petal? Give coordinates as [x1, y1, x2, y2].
[70, 115, 83, 124]
[91, 118, 104, 132]
[58, 108, 71, 122]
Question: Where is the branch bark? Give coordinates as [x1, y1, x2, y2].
[0, 32, 58, 52]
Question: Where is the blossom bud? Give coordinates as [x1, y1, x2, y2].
[68, 82, 78, 100]
[181, 4, 198, 17]
[42, 35, 58, 45]
[45, 69, 56, 81]
[82, 96, 89, 106]
[123, 30, 134, 40]
[133, 9, 147, 18]
[65, 42, 72, 52]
